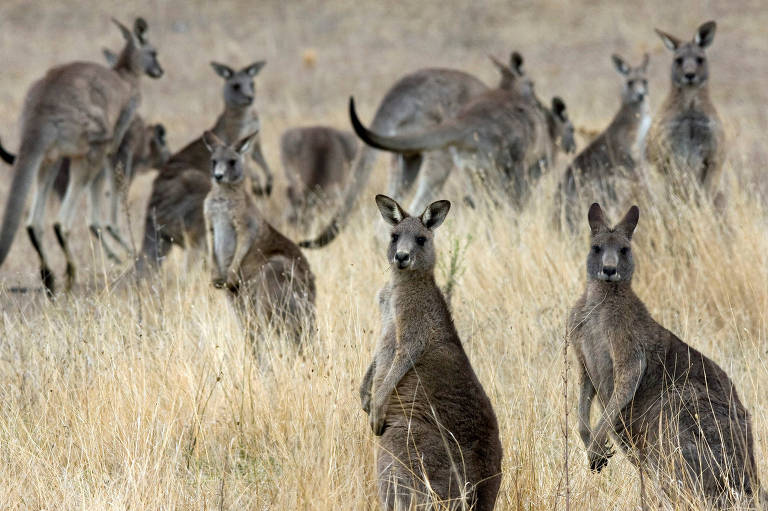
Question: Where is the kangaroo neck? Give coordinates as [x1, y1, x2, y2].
[213, 104, 255, 138]
[114, 58, 141, 89]
[585, 279, 635, 304]
[391, 270, 438, 299]
[668, 81, 710, 110]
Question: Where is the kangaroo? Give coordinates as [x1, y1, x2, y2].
[136, 60, 273, 272]
[280, 125, 358, 226]
[0, 17, 162, 294]
[568, 203, 765, 508]
[359, 195, 501, 510]
[557, 54, 650, 229]
[646, 21, 725, 197]
[203, 131, 315, 343]
[347, 85, 574, 213]
[300, 51, 536, 249]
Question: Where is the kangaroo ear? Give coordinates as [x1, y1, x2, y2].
[489, 54, 510, 75]
[420, 200, 451, 231]
[616, 205, 640, 239]
[235, 132, 259, 155]
[133, 17, 148, 44]
[113, 18, 135, 44]
[588, 203, 609, 235]
[243, 61, 266, 77]
[210, 62, 235, 79]
[153, 124, 166, 144]
[202, 131, 223, 153]
[510, 51, 524, 74]
[695, 20, 716, 48]
[102, 48, 118, 66]
[552, 96, 568, 121]
[612, 54, 630, 75]
[655, 28, 681, 51]
[640, 53, 650, 72]
[375, 194, 407, 226]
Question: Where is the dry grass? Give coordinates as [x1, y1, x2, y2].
[0, 1, 767, 509]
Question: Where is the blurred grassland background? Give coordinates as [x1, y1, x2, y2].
[0, 0, 766, 509]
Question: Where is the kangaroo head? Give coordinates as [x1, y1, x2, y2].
[147, 124, 171, 168]
[655, 20, 716, 88]
[490, 51, 534, 98]
[585, 203, 639, 283]
[112, 17, 163, 79]
[612, 53, 649, 105]
[375, 194, 450, 273]
[211, 61, 266, 108]
[203, 131, 258, 186]
[549, 96, 576, 154]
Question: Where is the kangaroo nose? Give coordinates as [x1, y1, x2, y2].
[214, 173, 224, 182]
[684, 72, 696, 81]
[394, 252, 411, 268]
[603, 266, 617, 276]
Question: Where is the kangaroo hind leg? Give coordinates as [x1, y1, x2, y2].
[26, 159, 60, 296]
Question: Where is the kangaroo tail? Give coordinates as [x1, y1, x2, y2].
[0, 136, 47, 265]
[0, 138, 16, 165]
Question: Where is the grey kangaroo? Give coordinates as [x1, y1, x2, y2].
[568, 203, 765, 508]
[300, 51, 545, 248]
[0, 17, 162, 294]
[280, 125, 358, 226]
[557, 54, 650, 229]
[359, 195, 502, 510]
[203, 131, 315, 343]
[137, 60, 272, 271]
[646, 21, 725, 197]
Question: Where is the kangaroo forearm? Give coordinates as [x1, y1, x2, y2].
[578, 369, 596, 447]
[359, 360, 376, 411]
[228, 232, 252, 277]
[591, 358, 645, 444]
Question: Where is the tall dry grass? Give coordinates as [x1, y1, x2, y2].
[0, 1, 767, 509]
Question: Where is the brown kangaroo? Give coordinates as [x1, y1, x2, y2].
[0, 17, 162, 294]
[203, 131, 315, 343]
[568, 203, 765, 508]
[557, 54, 650, 229]
[280, 125, 358, 226]
[300, 51, 545, 248]
[359, 195, 501, 510]
[646, 21, 725, 197]
[137, 60, 272, 271]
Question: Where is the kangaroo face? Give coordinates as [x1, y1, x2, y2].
[490, 51, 534, 98]
[147, 124, 171, 167]
[656, 21, 716, 88]
[375, 195, 450, 273]
[585, 203, 639, 283]
[113, 18, 163, 78]
[203, 131, 258, 186]
[211, 61, 266, 108]
[613, 54, 649, 105]
[550, 96, 576, 154]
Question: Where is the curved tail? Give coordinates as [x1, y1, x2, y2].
[0, 137, 47, 265]
[349, 96, 462, 154]
[0, 138, 16, 165]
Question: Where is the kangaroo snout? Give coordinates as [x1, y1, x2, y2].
[394, 251, 411, 269]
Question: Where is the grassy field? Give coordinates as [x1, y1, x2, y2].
[0, 0, 767, 509]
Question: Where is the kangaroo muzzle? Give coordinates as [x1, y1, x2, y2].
[394, 251, 411, 270]
[598, 251, 620, 281]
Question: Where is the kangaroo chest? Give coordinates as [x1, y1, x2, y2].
[576, 310, 624, 402]
[207, 197, 237, 272]
[666, 109, 714, 153]
[214, 111, 260, 143]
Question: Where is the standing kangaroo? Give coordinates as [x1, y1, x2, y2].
[0, 17, 162, 294]
[646, 21, 725, 197]
[300, 51, 538, 248]
[359, 195, 501, 510]
[136, 60, 273, 271]
[203, 131, 315, 343]
[569, 203, 765, 508]
[557, 54, 650, 229]
[281, 125, 358, 226]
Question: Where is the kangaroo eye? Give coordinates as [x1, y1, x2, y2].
[233, 83, 241, 91]
[228, 159, 236, 167]
[391, 233, 399, 243]
[416, 236, 427, 246]
[675, 57, 684, 66]
[591, 245, 601, 254]
[696, 56, 704, 65]
[620, 247, 630, 256]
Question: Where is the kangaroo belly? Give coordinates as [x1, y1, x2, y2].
[212, 215, 235, 272]
[666, 112, 714, 165]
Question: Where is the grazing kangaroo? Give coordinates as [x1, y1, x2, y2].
[137, 60, 273, 271]
[557, 54, 650, 229]
[359, 195, 501, 510]
[281, 125, 358, 226]
[0, 17, 162, 294]
[347, 86, 573, 212]
[300, 51, 537, 248]
[568, 203, 765, 508]
[646, 21, 725, 197]
[203, 131, 315, 343]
